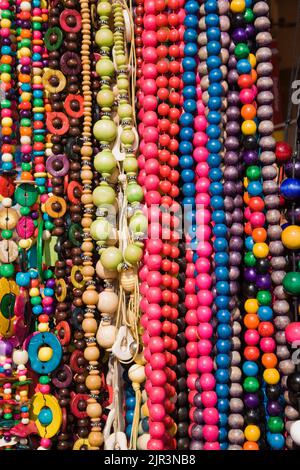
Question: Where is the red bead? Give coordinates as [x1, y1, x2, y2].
[275, 141, 293, 163]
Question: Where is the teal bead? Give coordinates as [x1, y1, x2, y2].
[38, 407, 53, 426]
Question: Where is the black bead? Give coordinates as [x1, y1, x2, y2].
[287, 372, 300, 394]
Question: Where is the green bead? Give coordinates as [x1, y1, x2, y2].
[39, 375, 50, 384]
[20, 206, 31, 216]
[267, 417, 283, 433]
[21, 162, 31, 172]
[92, 184, 116, 206]
[31, 296, 42, 306]
[117, 78, 129, 91]
[95, 28, 114, 47]
[90, 219, 111, 241]
[124, 157, 138, 174]
[246, 165, 261, 181]
[1, 99, 11, 108]
[4, 413, 12, 419]
[0, 64, 11, 73]
[33, 99, 44, 107]
[20, 118, 31, 127]
[94, 150, 116, 175]
[0, 263, 14, 277]
[97, 1, 112, 16]
[101, 246, 123, 270]
[1, 229, 13, 239]
[126, 184, 144, 203]
[121, 129, 135, 145]
[93, 119, 117, 142]
[43, 269, 53, 280]
[243, 377, 259, 393]
[257, 290, 272, 306]
[96, 89, 114, 108]
[244, 251, 256, 267]
[124, 244, 143, 265]
[283, 272, 300, 295]
[45, 220, 54, 230]
[95, 58, 114, 77]
[2, 10, 12, 19]
[15, 183, 38, 207]
[33, 21, 41, 30]
[38, 186, 46, 194]
[244, 8, 255, 23]
[234, 43, 250, 59]
[129, 213, 148, 235]
[118, 103, 132, 119]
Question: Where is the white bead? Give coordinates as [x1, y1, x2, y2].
[22, 418, 29, 425]
[20, 2, 31, 11]
[137, 434, 150, 450]
[2, 198, 12, 208]
[290, 420, 300, 445]
[42, 230, 51, 241]
[2, 153, 13, 162]
[4, 388, 12, 394]
[13, 349, 29, 365]
[128, 364, 146, 384]
[15, 394, 21, 402]
[20, 136, 31, 145]
[18, 364, 26, 370]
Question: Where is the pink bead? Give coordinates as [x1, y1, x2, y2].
[285, 322, 300, 344]
[40, 194, 48, 204]
[1, 109, 12, 117]
[144, 0, 156, 13]
[196, 162, 209, 177]
[198, 356, 214, 373]
[145, 362, 152, 377]
[148, 439, 164, 450]
[143, 46, 157, 62]
[143, 95, 157, 111]
[200, 373, 216, 391]
[140, 315, 148, 329]
[185, 294, 198, 309]
[150, 370, 167, 386]
[145, 191, 161, 205]
[39, 384, 50, 394]
[146, 303, 162, 320]
[42, 297, 53, 306]
[203, 408, 219, 425]
[142, 30, 158, 47]
[193, 131, 208, 147]
[193, 146, 209, 162]
[204, 442, 220, 450]
[186, 357, 198, 374]
[196, 177, 210, 192]
[146, 239, 163, 254]
[145, 174, 160, 190]
[185, 309, 198, 326]
[186, 374, 197, 390]
[195, 192, 210, 207]
[143, 126, 158, 143]
[148, 386, 166, 403]
[149, 403, 166, 421]
[201, 391, 217, 408]
[196, 272, 212, 290]
[142, 63, 158, 79]
[185, 278, 196, 294]
[240, 88, 255, 104]
[150, 353, 166, 371]
[186, 262, 196, 277]
[139, 265, 149, 281]
[203, 425, 219, 442]
[142, 78, 157, 95]
[198, 339, 213, 356]
[186, 341, 198, 358]
[194, 115, 207, 131]
[139, 282, 148, 296]
[140, 298, 149, 313]
[196, 209, 211, 225]
[195, 257, 211, 273]
[35, 164, 45, 172]
[146, 254, 162, 270]
[146, 286, 162, 303]
[147, 271, 162, 287]
[185, 325, 198, 342]
[40, 438, 51, 448]
[0, 28, 10, 37]
[197, 306, 212, 322]
[147, 319, 162, 336]
[260, 337, 276, 353]
[244, 206, 252, 220]
[250, 211, 265, 228]
[145, 158, 160, 174]
[196, 241, 213, 258]
[144, 142, 158, 158]
[244, 329, 260, 346]
[197, 290, 213, 307]
[150, 422, 165, 439]
[198, 322, 213, 339]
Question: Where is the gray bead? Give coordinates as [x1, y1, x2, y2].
[256, 32, 272, 46]
[274, 315, 290, 331]
[218, 0, 229, 15]
[271, 270, 286, 285]
[277, 345, 291, 360]
[228, 445, 243, 450]
[260, 150, 276, 164]
[285, 406, 299, 420]
[258, 119, 274, 135]
[198, 62, 208, 76]
[267, 225, 282, 240]
[197, 32, 207, 46]
[279, 359, 295, 376]
[228, 429, 244, 445]
[230, 366, 242, 382]
[230, 383, 243, 398]
[276, 330, 287, 345]
[274, 284, 288, 299]
[257, 90, 274, 105]
[273, 299, 290, 315]
[232, 336, 241, 351]
[253, 2, 269, 16]
[254, 18, 271, 33]
[228, 414, 244, 429]
[257, 104, 273, 120]
[265, 195, 280, 210]
[269, 240, 284, 255]
[266, 209, 281, 223]
[260, 135, 276, 150]
[230, 398, 244, 413]
[219, 15, 230, 32]
[231, 351, 241, 367]
[257, 62, 273, 77]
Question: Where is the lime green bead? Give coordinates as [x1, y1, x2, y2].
[257, 290, 272, 306]
[1, 229, 13, 239]
[93, 119, 117, 142]
[244, 8, 254, 23]
[124, 244, 143, 265]
[126, 184, 144, 203]
[124, 157, 138, 174]
[267, 417, 284, 433]
[243, 377, 259, 393]
[283, 272, 300, 295]
[117, 78, 129, 91]
[0, 264, 14, 277]
[90, 219, 111, 241]
[246, 165, 261, 181]
[96, 58, 114, 77]
[129, 213, 148, 235]
[101, 246, 123, 270]
[97, 1, 112, 16]
[121, 129, 135, 146]
[96, 89, 114, 108]
[234, 43, 250, 59]
[95, 28, 114, 48]
[118, 103, 132, 119]
[94, 150, 116, 175]
[244, 251, 256, 267]
[92, 184, 116, 207]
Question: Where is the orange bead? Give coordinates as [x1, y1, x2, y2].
[244, 313, 260, 329]
[243, 441, 259, 451]
[243, 192, 250, 205]
[245, 221, 252, 236]
[1, 55, 12, 64]
[21, 172, 33, 181]
[252, 227, 267, 243]
[251, 69, 257, 83]
[262, 353, 278, 369]
[241, 104, 256, 120]
[244, 346, 260, 361]
[2, 126, 12, 136]
[20, 127, 32, 137]
[18, 73, 31, 83]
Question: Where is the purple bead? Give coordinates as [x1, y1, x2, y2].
[2, 38, 11, 46]
[43, 305, 53, 315]
[190, 441, 204, 450]
[244, 268, 257, 282]
[21, 66, 31, 75]
[0, 339, 13, 356]
[286, 206, 300, 224]
[22, 154, 32, 163]
[46, 278, 55, 288]
[267, 401, 282, 416]
[2, 136, 11, 144]
[193, 393, 202, 408]
[31, 211, 39, 219]
[256, 274, 272, 290]
[245, 24, 256, 39]
[244, 393, 259, 409]
[22, 21, 31, 29]
[232, 28, 247, 43]
[242, 150, 259, 165]
[285, 160, 300, 179]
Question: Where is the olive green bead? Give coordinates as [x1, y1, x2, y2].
[95, 29, 114, 48]
[118, 103, 132, 119]
[126, 184, 144, 203]
[283, 272, 300, 295]
[121, 129, 135, 145]
[92, 184, 116, 206]
[97, 1, 112, 16]
[129, 213, 148, 235]
[101, 246, 123, 270]
[96, 58, 114, 77]
[93, 119, 117, 142]
[94, 150, 117, 175]
[97, 89, 114, 108]
[117, 78, 129, 90]
[116, 54, 127, 66]
[124, 244, 143, 265]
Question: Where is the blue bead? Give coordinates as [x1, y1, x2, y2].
[280, 178, 300, 200]
[216, 281, 230, 295]
[180, 155, 193, 169]
[33, 305, 43, 315]
[248, 181, 263, 196]
[216, 353, 230, 368]
[185, 209, 196, 223]
[218, 398, 229, 412]
[258, 306, 273, 321]
[207, 153, 221, 167]
[142, 417, 149, 432]
[237, 59, 252, 74]
[180, 127, 194, 141]
[217, 325, 231, 341]
[30, 270, 39, 279]
[1, 46, 11, 55]
[207, 55, 222, 70]
[245, 236, 254, 251]
[179, 140, 193, 154]
[216, 384, 229, 398]
[210, 182, 223, 195]
[214, 238, 228, 252]
[38, 407, 53, 426]
[207, 139, 222, 153]
[182, 182, 195, 196]
[16, 272, 31, 287]
[215, 295, 230, 309]
[211, 195, 224, 210]
[183, 197, 195, 207]
[183, 85, 196, 99]
[216, 309, 231, 323]
[245, 0, 252, 6]
[44, 288, 54, 297]
[220, 442, 228, 450]
[209, 68, 223, 83]
[126, 396, 136, 410]
[242, 361, 259, 377]
[216, 339, 231, 353]
[179, 112, 194, 127]
[209, 167, 222, 181]
[213, 222, 227, 236]
[212, 210, 225, 224]
[182, 56, 197, 70]
[216, 369, 230, 384]
[182, 71, 196, 85]
[126, 410, 134, 424]
[208, 96, 222, 110]
[205, 0, 218, 13]
[185, 0, 199, 13]
[184, 28, 198, 43]
[206, 26, 221, 41]
[207, 41, 221, 56]
[126, 425, 132, 439]
[182, 169, 195, 182]
[208, 83, 223, 97]
[207, 111, 221, 125]
[207, 124, 221, 139]
[2, 162, 13, 171]
[219, 427, 228, 443]
[183, 99, 197, 113]
[219, 413, 228, 427]
[267, 433, 285, 450]
[184, 14, 198, 29]
[205, 13, 219, 27]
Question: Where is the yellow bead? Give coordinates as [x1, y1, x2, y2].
[38, 346, 53, 362]
[244, 425, 261, 442]
[241, 120, 257, 136]
[230, 0, 246, 13]
[1, 19, 11, 28]
[141, 403, 149, 418]
[1, 117, 12, 127]
[29, 287, 39, 297]
[19, 239, 31, 249]
[243, 177, 249, 188]
[281, 225, 300, 250]
[245, 298, 259, 314]
[19, 47, 31, 57]
[249, 53, 257, 68]
[21, 92, 32, 102]
[253, 242, 269, 259]
[1, 73, 11, 83]
[263, 368, 280, 385]
[38, 323, 49, 333]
